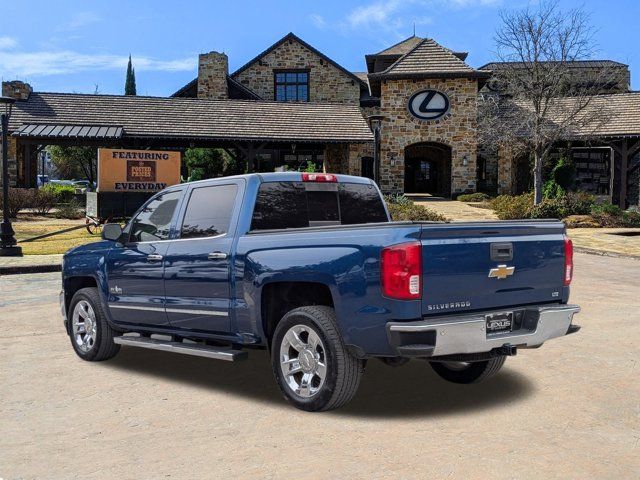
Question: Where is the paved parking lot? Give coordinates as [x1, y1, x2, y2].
[1, 253, 638, 479]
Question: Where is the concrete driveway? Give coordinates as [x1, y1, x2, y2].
[1, 253, 638, 479]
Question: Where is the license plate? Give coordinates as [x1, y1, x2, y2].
[486, 312, 513, 334]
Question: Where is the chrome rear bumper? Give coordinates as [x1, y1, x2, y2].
[387, 304, 580, 357]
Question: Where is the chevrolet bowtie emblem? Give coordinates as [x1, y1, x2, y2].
[488, 264, 515, 279]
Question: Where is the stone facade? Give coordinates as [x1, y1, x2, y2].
[2, 80, 32, 100]
[233, 39, 361, 104]
[197, 52, 228, 100]
[377, 77, 478, 195]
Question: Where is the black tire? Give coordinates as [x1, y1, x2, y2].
[270, 306, 364, 412]
[430, 356, 506, 384]
[67, 287, 120, 362]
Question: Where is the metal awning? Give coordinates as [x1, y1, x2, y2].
[13, 124, 124, 139]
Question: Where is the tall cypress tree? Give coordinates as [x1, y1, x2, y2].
[125, 55, 137, 96]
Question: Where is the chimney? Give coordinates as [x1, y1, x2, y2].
[197, 52, 228, 100]
[2, 80, 32, 100]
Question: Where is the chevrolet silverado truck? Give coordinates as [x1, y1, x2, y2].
[60, 172, 580, 411]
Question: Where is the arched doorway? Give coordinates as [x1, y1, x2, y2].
[404, 142, 452, 196]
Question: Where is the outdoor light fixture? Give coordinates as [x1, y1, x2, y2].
[0, 95, 22, 256]
[462, 155, 469, 167]
[368, 115, 386, 184]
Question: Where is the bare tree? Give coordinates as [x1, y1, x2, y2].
[479, 0, 614, 204]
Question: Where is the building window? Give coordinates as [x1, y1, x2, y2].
[275, 71, 309, 102]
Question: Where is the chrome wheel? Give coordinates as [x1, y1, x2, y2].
[72, 300, 97, 353]
[279, 324, 327, 398]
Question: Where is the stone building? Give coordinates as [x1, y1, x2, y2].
[3, 32, 640, 206]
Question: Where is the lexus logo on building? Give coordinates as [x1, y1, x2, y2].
[407, 90, 450, 121]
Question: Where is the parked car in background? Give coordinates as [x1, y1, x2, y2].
[59, 172, 580, 411]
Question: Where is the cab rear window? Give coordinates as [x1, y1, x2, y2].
[251, 181, 388, 231]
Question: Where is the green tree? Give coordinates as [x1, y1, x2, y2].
[184, 148, 234, 181]
[48, 146, 97, 184]
[125, 55, 137, 96]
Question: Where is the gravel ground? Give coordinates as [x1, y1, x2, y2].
[1, 253, 638, 479]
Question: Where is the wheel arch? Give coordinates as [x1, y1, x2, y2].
[260, 281, 335, 346]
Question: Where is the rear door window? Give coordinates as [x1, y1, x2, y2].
[180, 184, 238, 239]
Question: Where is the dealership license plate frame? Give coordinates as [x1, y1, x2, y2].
[485, 312, 514, 335]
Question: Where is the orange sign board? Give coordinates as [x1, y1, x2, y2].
[97, 148, 181, 192]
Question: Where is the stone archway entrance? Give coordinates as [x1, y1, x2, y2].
[404, 142, 452, 196]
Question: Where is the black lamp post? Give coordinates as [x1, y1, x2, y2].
[0, 95, 22, 256]
[368, 114, 385, 185]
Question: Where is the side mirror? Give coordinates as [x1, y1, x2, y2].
[102, 223, 124, 242]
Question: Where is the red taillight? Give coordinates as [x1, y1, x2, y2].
[302, 173, 337, 182]
[564, 236, 573, 286]
[381, 242, 422, 300]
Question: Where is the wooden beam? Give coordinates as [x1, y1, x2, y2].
[619, 139, 628, 208]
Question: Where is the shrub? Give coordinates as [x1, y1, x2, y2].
[563, 192, 596, 216]
[54, 199, 83, 219]
[0, 188, 34, 218]
[457, 192, 491, 202]
[591, 202, 622, 216]
[384, 194, 413, 206]
[387, 202, 447, 222]
[42, 184, 76, 203]
[622, 210, 640, 227]
[32, 188, 57, 215]
[489, 193, 534, 220]
[542, 180, 564, 199]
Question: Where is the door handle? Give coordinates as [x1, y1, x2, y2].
[147, 254, 164, 262]
[208, 252, 228, 260]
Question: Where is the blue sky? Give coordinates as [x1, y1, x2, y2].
[1, 0, 638, 96]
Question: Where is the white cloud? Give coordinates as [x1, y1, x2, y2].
[342, 0, 501, 31]
[66, 12, 101, 29]
[0, 36, 17, 50]
[310, 13, 326, 28]
[347, 0, 404, 28]
[0, 50, 196, 77]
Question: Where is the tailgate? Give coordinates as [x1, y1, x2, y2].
[420, 221, 567, 316]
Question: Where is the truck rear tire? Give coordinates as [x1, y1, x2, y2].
[271, 306, 364, 412]
[429, 357, 506, 384]
[68, 287, 120, 362]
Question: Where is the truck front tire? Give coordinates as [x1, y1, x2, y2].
[271, 306, 364, 412]
[429, 357, 506, 384]
[68, 287, 120, 362]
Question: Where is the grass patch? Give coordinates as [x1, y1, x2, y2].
[13, 216, 101, 255]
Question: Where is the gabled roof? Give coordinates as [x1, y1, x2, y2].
[171, 76, 263, 99]
[370, 38, 489, 79]
[231, 32, 366, 87]
[8, 92, 374, 143]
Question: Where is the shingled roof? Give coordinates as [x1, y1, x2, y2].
[479, 60, 628, 71]
[373, 36, 424, 56]
[370, 38, 489, 79]
[501, 92, 640, 138]
[8, 92, 373, 143]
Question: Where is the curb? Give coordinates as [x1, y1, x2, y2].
[0, 264, 62, 276]
[574, 247, 640, 261]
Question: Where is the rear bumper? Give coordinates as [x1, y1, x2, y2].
[386, 304, 580, 357]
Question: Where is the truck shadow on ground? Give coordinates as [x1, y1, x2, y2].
[104, 348, 534, 419]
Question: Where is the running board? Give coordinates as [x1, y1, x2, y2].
[113, 336, 247, 361]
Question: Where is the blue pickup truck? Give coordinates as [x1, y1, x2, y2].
[60, 172, 580, 411]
